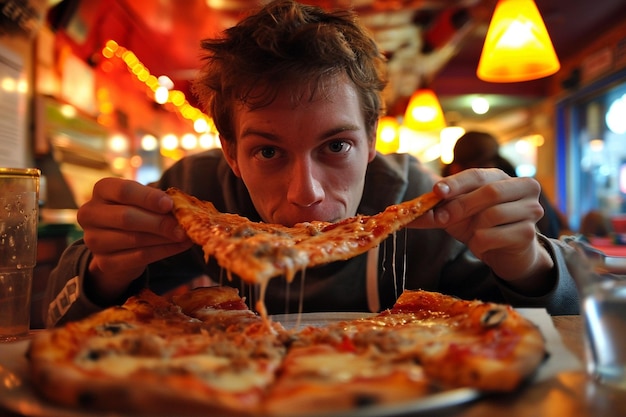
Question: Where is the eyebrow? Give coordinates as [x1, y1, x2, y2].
[241, 124, 362, 142]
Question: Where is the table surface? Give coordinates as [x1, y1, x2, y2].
[2, 315, 625, 417]
[433, 315, 626, 417]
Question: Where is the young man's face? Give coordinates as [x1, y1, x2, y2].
[222, 76, 377, 226]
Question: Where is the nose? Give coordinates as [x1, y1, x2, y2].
[286, 157, 324, 208]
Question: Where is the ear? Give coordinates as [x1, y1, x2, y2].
[219, 136, 242, 177]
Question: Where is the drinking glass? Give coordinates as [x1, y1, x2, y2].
[0, 168, 40, 341]
[565, 236, 626, 390]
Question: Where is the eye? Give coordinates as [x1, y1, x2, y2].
[256, 147, 277, 160]
[327, 140, 350, 153]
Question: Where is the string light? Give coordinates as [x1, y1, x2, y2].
[100, 40, 211, 134]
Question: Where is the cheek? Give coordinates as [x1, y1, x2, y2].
[239, 168, 284, 207]
[329, 159, 368, 211]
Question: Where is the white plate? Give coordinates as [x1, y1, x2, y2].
[0, 313, 483, 417]
[0, 308, 582, 417]
[0, 341, 479, 417]
[0, 308, 580, 417]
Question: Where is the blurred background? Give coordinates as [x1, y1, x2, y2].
[2, 0, 626, 235]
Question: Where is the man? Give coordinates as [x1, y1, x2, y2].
[45, 0, 578, 327]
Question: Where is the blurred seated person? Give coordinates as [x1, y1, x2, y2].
[443, 131, 566, 239]
[579, 210, 613, 239]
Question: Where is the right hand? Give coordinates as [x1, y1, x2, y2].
[77, 178, 193, 303]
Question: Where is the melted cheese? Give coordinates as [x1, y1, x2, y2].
[289, 352, 387, 382]
[287, 351, 424, 383]
[76, 351, 273, 392]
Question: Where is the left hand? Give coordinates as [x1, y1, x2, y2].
[410, 168, 554, 294]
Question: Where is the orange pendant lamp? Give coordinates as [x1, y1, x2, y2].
[477, 0, 560, 82]
[403, 88, 446, 132]
[375, 116, 400, 154]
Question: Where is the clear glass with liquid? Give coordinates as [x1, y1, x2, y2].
[0, 168, 39, 341]
[0, 269, 33, 340]
[582, 279, 626, 389]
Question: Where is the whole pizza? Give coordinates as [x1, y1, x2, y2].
[28, 287, 546, 416]
[26, 189, 547, 416]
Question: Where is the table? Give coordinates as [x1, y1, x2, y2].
[588, 237, 626, 257]
[433, 316, 626, 417]
[2, 316, 625, 417]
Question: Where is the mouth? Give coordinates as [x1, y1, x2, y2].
[273, 210, 342, 227]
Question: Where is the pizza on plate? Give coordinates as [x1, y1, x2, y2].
[27, 287, 547, 417]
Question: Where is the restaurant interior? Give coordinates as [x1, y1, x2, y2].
[1, 1, 626, 415]
[3, 0, 625, 222]
[2, 0, 626, 327]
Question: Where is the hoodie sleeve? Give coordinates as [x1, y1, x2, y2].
[495, 235, 581, 315]
[43, 239, 148, 327]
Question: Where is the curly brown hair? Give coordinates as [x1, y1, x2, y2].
[192, 0, 387, 152]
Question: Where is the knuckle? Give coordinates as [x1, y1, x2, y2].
[82, 233, 99, 250]
[76, 208, 87, 226]
[93, 178, 113, 195]
[533, 202, 545, 220]
[522, 223, 539, 241]
[118, 209, 137, 228]
[468, 168, 490, 183]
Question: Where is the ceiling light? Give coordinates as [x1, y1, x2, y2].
[471, 96, 490, 114]
[477, 0, 560, 82]
[180, 133, 198, 150]
[194, 118, 209, 133]
[376, 116, 400, 154]
[403, 89, 446, 132]
[108, 134, 129, 153]
[606, 94, 626, 134]
[440, 126, 465, 164]
[161, 134, 178, 150]
[141, 134, 158, 151]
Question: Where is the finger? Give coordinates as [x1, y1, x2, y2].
[92, 178, 173, 214]
[465, 199, 544, 231]
[82, 203, 178, 231]
[460, 222, 537, 255]
[84, 228, 191, 254]
[434, 168, 511, 198]
[91, 241, 194, 277]
[465, 221, 538, 261]
[78, 203, 184, 238]
[434, 177, 541, 226]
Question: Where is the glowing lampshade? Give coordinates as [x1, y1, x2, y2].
[440, 126, 465, 164]
[477, 0, 560, 82]
[375, 116, 400, 154]
[403, 89, 446, 132]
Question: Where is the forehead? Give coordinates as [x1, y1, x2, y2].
[240, 71, 355, 110]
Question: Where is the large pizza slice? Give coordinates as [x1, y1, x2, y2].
[166, 187, 441, 286]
